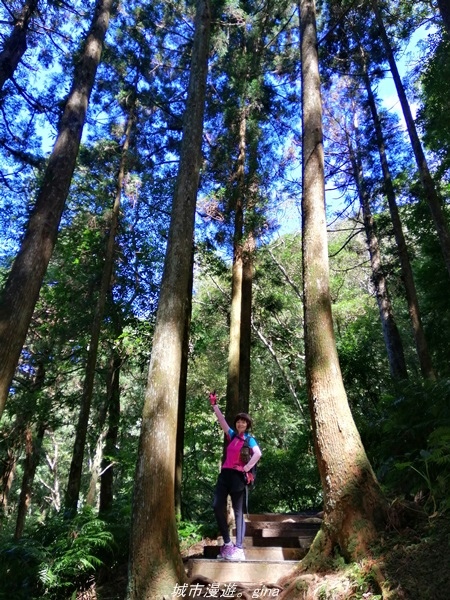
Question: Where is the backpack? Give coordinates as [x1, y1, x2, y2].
[240, 435, 257, 489]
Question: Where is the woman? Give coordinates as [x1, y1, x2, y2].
[209, 391, 262, 561]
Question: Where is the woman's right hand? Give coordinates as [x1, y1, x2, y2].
[209, 391, 217, 406]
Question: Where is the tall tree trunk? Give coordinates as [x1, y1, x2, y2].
[361, 53, 436, 380]
[126, 1, 211, 597]
[371, 0, 450, 280]
[175, 248, 194, 518]
[0, 0, 38, 91]
[226, 109, 246, 421]
[0, 0, 113, 419]
[99, 350, 121, 515]
[347, 126, 408, 380]
[239, 230, 255, 408]
[437, 0, 450, 33]
[14, 423, 45, 540]
[299, 0, 386, 563]
[65, 99, 134, 514]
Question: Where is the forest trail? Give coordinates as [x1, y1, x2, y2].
[184, 512, 322, 597]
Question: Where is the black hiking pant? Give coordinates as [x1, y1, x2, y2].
[213, 468, 246, 548]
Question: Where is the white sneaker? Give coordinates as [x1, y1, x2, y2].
[217, 543, 235, 560]
[225, 546, 245, 561]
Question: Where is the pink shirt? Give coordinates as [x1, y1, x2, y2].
[222, 430, 257, 470]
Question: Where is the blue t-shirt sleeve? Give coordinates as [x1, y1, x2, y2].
[248, 435, 258, 448]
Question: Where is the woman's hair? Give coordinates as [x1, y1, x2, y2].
[234, 412, 252, 430]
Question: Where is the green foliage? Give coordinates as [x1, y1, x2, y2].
[417, 32, 450, 176]
[369, 379, 450, 513]
[177, 518, 215, 553]
[0, 508, 117, 600]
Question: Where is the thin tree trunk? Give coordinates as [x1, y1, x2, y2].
[39, 431, 61, 512]
[0, 0, 113, 419]
[0, 0, 38, 91]
[347, 125, 408, 380]
[437, 0, 450, 33]
[361, 53, 436, 380]
[85, 428, 106, 508]
[99, 350, 121, 515]
[226, 110, 246, 421]
[372, 0, 450, 280]
[85, 391, 111, 508]
[299, 0, 386, 563]
[0, 449, 17, 520]
[65, 98, 134, 515]
[14, 423, 45, 540]
[126, 1, 211, 597]
[0, 415, 25, 522]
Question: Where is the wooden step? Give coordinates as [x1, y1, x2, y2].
[246, 512, 322, 522]
[187, 558, 299, 583]
[203, 545, 307, 560]
[246, 522, 320, 535]
[245, 534, 315, 549]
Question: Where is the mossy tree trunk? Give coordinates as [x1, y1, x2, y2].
[299, 0, 386, 562]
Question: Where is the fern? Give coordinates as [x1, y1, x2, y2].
[38, 513, 114, 595]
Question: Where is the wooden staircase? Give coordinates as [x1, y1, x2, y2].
[186, 512, 322, 585]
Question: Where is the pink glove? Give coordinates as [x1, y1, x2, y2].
[209, 391, 217, 406]
[244, 471, 254, 485]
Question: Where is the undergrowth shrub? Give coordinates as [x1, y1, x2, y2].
[0, 507, 117, 600]
[370, 378, 450, 513]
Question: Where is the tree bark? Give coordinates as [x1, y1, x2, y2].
[176, 246, 194, 518]
[126, 1, 211, 597]
[347, 125, 408, 380]
[372, 0, 450, 280]
[65, 99, 134, 514]
[239, 230, 255, 408]
[0, 0, 38, 91]
[300, 0, 386, 562]
[360, 52, 436, 380]
[226, 109, 246, 421]
[14, 423, 45, 539]
[0, 0, 113, 420]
